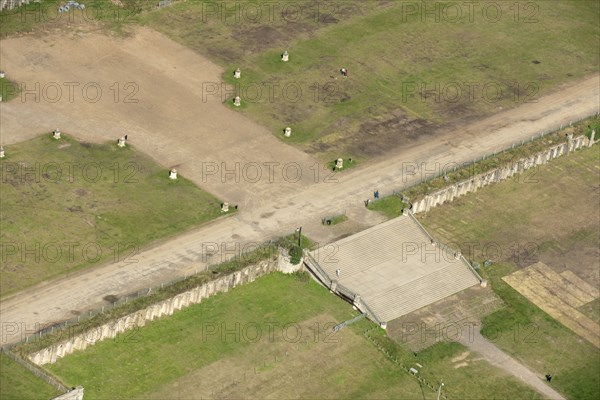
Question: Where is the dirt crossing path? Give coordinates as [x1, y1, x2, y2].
[459, 329, 566, 400]
[0, 28, 598, 360]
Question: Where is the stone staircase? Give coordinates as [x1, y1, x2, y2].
[313, 214, 455, 280]
[308, 214, 481, 323]
[370, 263, 480, 322]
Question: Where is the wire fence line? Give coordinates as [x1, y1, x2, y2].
[6, 238, 282, 349]
[373, 110, 599, 202]
[362, 327, 449, 400]
[1, 347, 69, 393]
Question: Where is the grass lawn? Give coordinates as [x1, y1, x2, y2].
[367, 194, 411, 219]
[0, 353, 61, 400]
[0, 133, 223, 297]
[322, 213, 348, 226]
[418, 145, 600, 400]
[46, 272, 543, 399]
[140, 0, 599, 160]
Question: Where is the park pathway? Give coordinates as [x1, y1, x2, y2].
[459, 329, 566, 400]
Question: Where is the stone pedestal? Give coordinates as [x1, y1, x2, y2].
[234, 68, 241, 79]
[117, 137, 126, 147]
[53, 129, 61, 140]
[281, 51, 289, 62]
[169, 169, 177, 180]
[221, 202, 229, 212]
[480, 279, 488, 288]
[233, 96, 241, 107]
[284, 127, 292, 137]
[335, 158, 343, 169]
[380, 321, 387, 330]
[454, 252, 461, 260]
[0, 146, 4, 158]
[0, 71, 5, 79]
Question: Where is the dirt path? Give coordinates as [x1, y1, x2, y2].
[459, 329, 566, 400]
[0, 28, 319, 209]
[0, 28, 599, 347]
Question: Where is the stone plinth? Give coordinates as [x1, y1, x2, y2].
[169, 169, 177, 179]
[117, 137, 126, 147]
[284, 127, 292, 137]
[282, 51, 289, 62]
[234, 68, 241, 79]
[336, 158, 343, 169]
[53, 129, 61, 140]
[233, 96, 241, 107]
[221, 202, 229, 212]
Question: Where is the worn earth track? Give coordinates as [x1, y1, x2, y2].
[459, 329, 566, 400]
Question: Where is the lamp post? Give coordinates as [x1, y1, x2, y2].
[296, 226, 302, 248]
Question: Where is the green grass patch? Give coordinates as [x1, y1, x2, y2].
[0, 133, 223, 297]
[326, 157, 360, 172]
[46, 273, 544, 399]
[0, 353, 61, 400]
[479, 263, 600, 400]
[140, 0, 600, 159]
[322, 213, 348, 226]
[367, 194, 410, 219]
[418, 144, 600, 400]
[13, 242, 280, 356]
[46, 274, 359, 399]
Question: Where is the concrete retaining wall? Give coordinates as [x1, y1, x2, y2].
[412, 135, 591, 214]
[29, 259, 280, 365]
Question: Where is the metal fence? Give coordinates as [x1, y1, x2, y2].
[375, 111, 599, 202]
[8, 239, 280, 349]
[1, 347, 69, 393]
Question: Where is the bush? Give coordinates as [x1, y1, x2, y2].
[289, 245, 302, 265]
[291, 270, 310, 282]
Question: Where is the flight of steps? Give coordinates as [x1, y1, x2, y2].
[369, 262, 480, 322]
[314, 215, 447, 279]
[309, 215, 481, 322]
